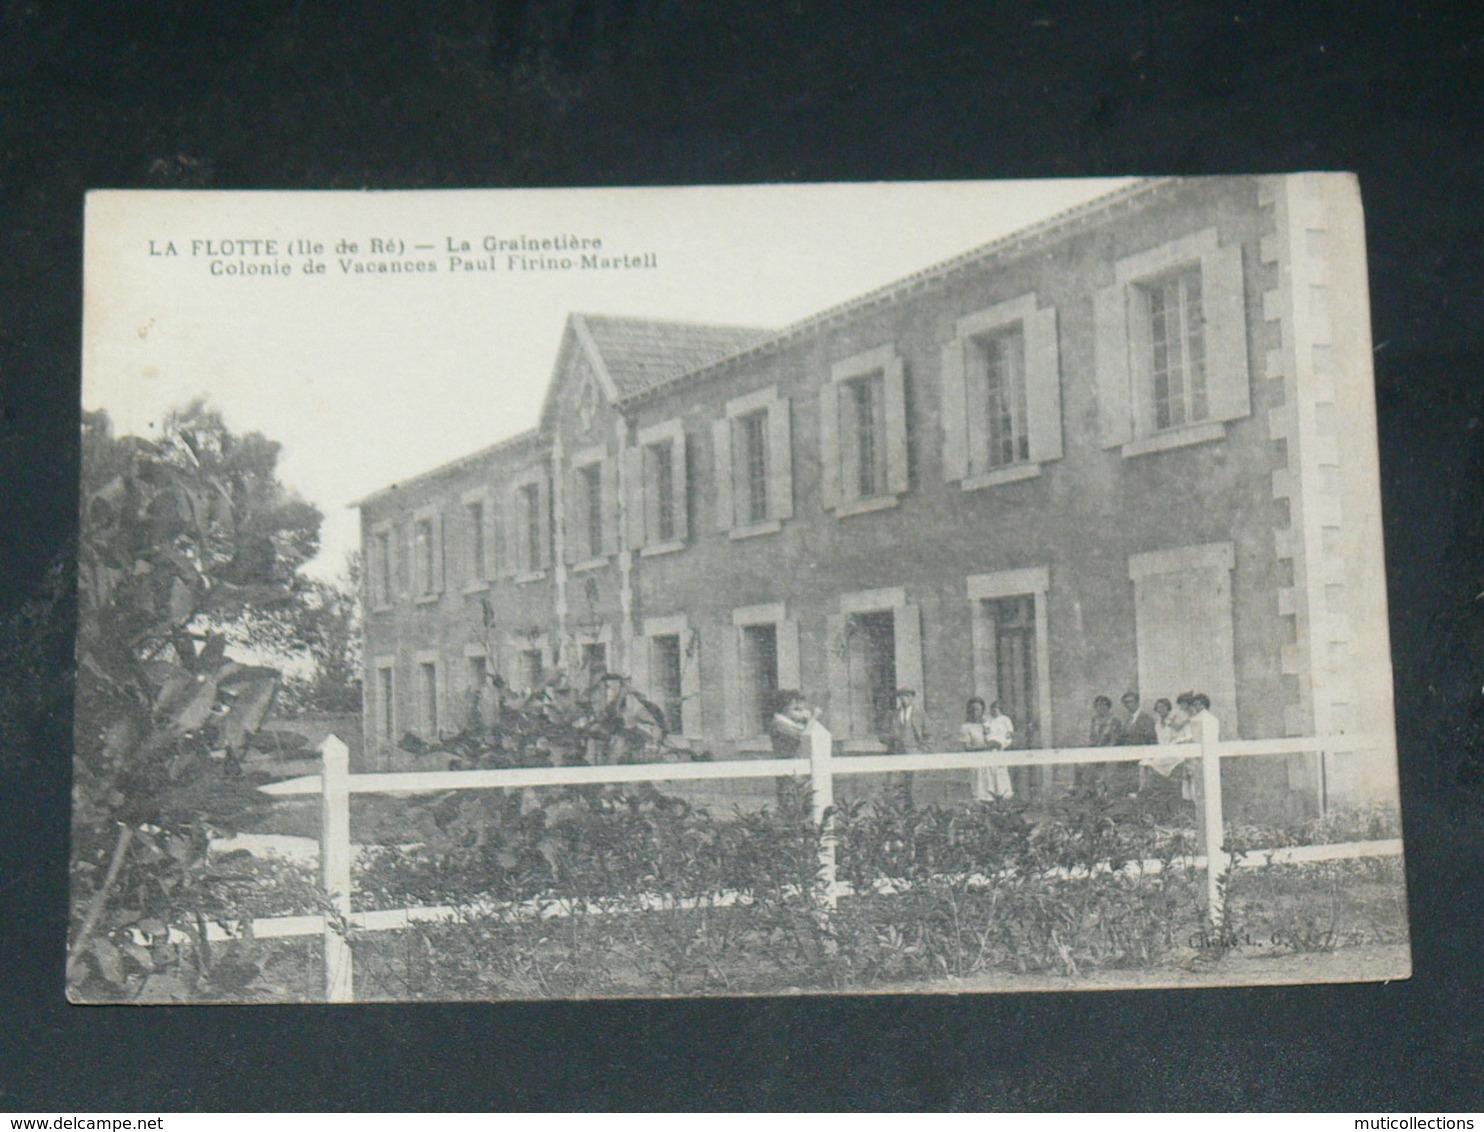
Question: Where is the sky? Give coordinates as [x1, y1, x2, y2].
[82, 179, 1135, 580]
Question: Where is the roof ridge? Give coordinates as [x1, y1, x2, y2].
[624, 176, 1174, 405]
[578, 312, 773, 330]
[350, 427, 541, 508]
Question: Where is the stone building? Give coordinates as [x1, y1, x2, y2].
[355, 175, 1396, 814]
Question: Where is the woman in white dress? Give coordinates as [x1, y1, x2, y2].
[964, 697, 1015, 800]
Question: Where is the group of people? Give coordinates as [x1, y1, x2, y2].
[764, 684, 1221, 805]
[1087, 690, 1221, 794]
[764, 685, 1017, 803]
[1088, 690, 1220, 749]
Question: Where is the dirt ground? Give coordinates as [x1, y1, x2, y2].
[872, 942, 1412, 996]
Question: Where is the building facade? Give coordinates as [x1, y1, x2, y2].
[355, 175, 1397, 813]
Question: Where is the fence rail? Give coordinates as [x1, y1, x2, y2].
[251, 730, 1392, 1002]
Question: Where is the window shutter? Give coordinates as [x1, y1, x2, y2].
[722, 625, 742, 739]
[711, 418, 734, 532]
[601, 456, 619, 557]
[562, 468, 580, 565]
[403, 525, 415, 601]
[970, 600, 999, 706]
[482, 494, 498, 582]
[628, 634, 650, 695]
[505, 486, 522, 575]
[643, 446, 661, 544]
[1025, 305, 1064, 463]
[624, 446, 645, 550]
[387, 534, 399, 602]
[432, 510, 445, 593]
[825, 613, 852, 739]
[940, 338, 969, 482]
[1205, 242, 1252, 424]
[536, 475, 551, 569]
[893, 603, 924, 702]
[818, 382, 841, 510]
[1125, 284, 1156, 435]
[884, 354, 909, 494]
[1093, 283, 1134, 448]
[673, 435, 691, 542]
[768, 397, 793, 521]
[680, 633, 702, 739]
[777, 618, 801, 690]
[469, 505, 483, 583]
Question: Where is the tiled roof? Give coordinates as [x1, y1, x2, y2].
[350, 427, 540, 507]
[580, 315, 774, 398]
[621, 177, 1173, 406]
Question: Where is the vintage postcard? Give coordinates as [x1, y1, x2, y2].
[71, 176, 1409, 1003]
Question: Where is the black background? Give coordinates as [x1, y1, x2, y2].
[3, 0, 1483, 1111]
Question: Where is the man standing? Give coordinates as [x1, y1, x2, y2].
[883, 687, 929, 752]
[1122, 692, 1158, 746]
[881, 687, 929, 807]
[1120, 691, 1158, 795]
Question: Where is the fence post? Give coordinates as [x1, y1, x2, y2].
[807, 722, 837, 907]
[320, 734, 354, 1003]
[1200, 728, 1227, 927]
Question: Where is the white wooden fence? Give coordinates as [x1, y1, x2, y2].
[243, 729, 1398, 1002]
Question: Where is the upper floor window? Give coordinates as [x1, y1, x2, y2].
[466, 499, 487, 580]
[461, 488, 495, 590]
[368, 523, 394, 610]
[712, 386, 793, 538]
[820, 345, 908, 516]
[525, 483, 543, 563]
[1147, 268, 1208, 430]
[506, 468, 551, 579]
[414, 519, 435, 592]
[844, 372, 885, 498]
[976, 326, 1029, 470]
[652, 442, 677, 541]
[738, 410, 769, 524]
[565, 446, 616, 567]
[580, 461, 603, 558]
[628, 419, 690, 553]
[411, 506, 444, 602]
[942, 294, 1062, 491]
[522, 484, 541, 566]
[1094, 227, 1250, 458]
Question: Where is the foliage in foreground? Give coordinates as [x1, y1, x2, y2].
[70, 403, 324, 1000]
[113, 785, 1405, 1002]
[345, 799, 1406, 1001]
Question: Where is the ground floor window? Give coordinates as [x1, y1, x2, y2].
[581, 642, 608, 680]
[519, 648, 543, 691]
[846, 610, 897, 737]
[418, 660, 439, 738]
[465, 654, 488, 727]
[376, 663, 395, 741]
[740, 622, 779, 735]
[1129, 543, 1238, 731]
[983, 595, 1039, 745]
[649, 633, 684, 732]
[639, 615, 702, 740]
[827, 591, 923, 744]
[967, 567, 1051, 763]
